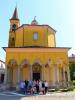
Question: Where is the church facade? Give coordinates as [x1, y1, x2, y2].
[4, 8, 71, 88]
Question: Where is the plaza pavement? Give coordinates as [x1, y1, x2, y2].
[0, 91, 75, 100]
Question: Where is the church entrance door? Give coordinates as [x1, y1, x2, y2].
[33, 73, 40, 81]
[32, 62, 41, 81]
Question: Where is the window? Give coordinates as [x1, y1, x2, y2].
[12, 37, 15, 41]
[33, 33, 38, 40]
[12, 24, 16, 31]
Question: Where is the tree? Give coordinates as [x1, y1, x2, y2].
[69, 62, 75, 81]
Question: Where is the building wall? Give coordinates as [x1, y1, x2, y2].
[6, 49, 69, 85]
[0, 61, 5, 83]
[13, 67, 18, 86]
[48, 28, 56, 47]
[6, 51, 68, 64]
[15, 26, 56, 47]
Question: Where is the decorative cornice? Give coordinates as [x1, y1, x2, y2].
[3, 47, 71, 52]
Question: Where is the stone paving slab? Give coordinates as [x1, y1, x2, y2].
[0, 91, 75, 100]
[46, 92, 75, 97]
[1, 91, 75, 96]
[21, 93, 75, 100]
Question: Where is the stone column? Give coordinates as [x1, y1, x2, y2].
[50, 62, 52, 82]
[67, 65, 71, 82]
[30, 64, 33, 81]
[55, 63, 59, 88]
[16, 64, 21, 91]
[44, 64, 45, 81]
[66, 65, 71, 88]
[18, 64, 21, 83]
[7, 68, 10, 83]
[4, 65, 8, 84]
[63, 67, 65, 82]
[56, 63, 59, 82]
[48, 61, 52, 86]
[42, 65, 44, 80]
[62, 66, 66, 87]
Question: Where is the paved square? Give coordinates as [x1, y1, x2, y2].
[0, 91, 75, 100]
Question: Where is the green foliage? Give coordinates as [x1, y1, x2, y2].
[48, 89, 56, 92]
[72, 81, 75, 89]
[69, 62, 75, 81]
[60, 88, 71, 92]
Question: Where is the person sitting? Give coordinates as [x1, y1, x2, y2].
[31, 80, 37, 94]
[28, 80, 32, 93]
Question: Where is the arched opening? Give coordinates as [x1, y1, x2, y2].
[0, 73, 4, 83]
[12, 24, 17, 31]
[59, 67, 63, 82]
[65, 71, 68, 82]
[7, 59, 17, 85]
[21, 59, 30, 81]
[32, 63, 41, 81]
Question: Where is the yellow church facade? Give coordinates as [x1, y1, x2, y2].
[4, 8, 71, 88]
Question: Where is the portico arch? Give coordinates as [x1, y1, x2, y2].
[20, 59, 30, 81]
[7, 59, 18, 86]
[32, 60, 42, 81]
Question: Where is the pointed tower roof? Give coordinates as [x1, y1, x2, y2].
[10, 7, 19, 20]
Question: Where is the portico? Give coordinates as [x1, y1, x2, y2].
[4, 47, 71, 88]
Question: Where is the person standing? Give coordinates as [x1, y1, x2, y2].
[36, 80, 39, 93]
[42, 81, 45, 94]
[20, 81, 25, 94]
[44, 80, 48, 94]
[39, 80, 42, 92]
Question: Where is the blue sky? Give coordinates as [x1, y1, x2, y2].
[0, 0, 75, 61]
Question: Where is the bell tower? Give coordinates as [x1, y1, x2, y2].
[9, 7, 20, 47]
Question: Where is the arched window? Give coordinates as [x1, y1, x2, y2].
[12, 24, 16, 31]
[12, 37, 15, 41]
[33, 32, 38, 40]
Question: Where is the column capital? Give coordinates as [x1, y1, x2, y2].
[18, 63, 21, 66]
[48, 61, 52, 68]
[42, 64, 45, 67]
[30, 64, 32, 66]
